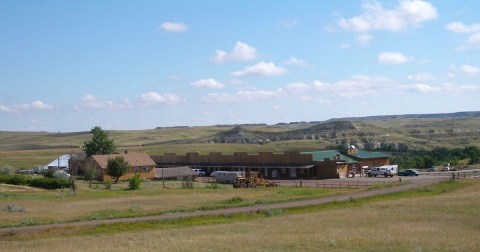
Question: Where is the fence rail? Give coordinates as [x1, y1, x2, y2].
[314, 181, 385, 189]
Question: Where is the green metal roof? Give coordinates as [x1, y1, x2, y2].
[353, 149, 391, 159]
[302, 150, 360, 164]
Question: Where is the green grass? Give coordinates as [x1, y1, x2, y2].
[2, 179, 473, 243]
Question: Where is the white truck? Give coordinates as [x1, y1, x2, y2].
[210, 171, 245, 184]
[367, 165, 398, 177]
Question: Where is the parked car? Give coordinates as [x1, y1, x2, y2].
[398, 169, 420, 176]
[192, 169, 205, 176]
[427, 167, 437, 172]
[441, 166, 450, 172]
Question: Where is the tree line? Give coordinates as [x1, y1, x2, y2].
[392, 146, 480, 169]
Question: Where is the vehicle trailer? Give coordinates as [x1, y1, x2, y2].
[367, 165, 398, 177]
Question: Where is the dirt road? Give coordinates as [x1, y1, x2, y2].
[0, 175, 450, 236]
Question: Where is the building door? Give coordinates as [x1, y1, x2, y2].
[290, 168, 296, 178]
[272, 169, 278, 178]
[264, 168, 268, 178]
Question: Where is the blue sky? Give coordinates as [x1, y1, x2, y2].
[1, 0, 480, 132]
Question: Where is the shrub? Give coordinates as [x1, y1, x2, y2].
[28, 177, 71, 189]
[0, 166, 13, 175]
[7, 203, 25, 212]
[0, 174, 70, 189]
[104, 179, 112, 190]
[0, 174, 29, 185]
[128, 174, 142, 190]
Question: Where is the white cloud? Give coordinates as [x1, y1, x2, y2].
[139, 92, 183, 106]
[446, 22, 480, 33]
[282, 82, 311, 93]
[0, 102, 15, 113]
[79, 95, 132, 110]
[460, 64, 479, 75]
[282, 57, 311, 67]
[204, 90, 278, 103]
[210, 41, 258, 64]
[280, 20, 298, 29]
[338, 0, 437, 32]
[356, 34, 373, 46]
[378, 52, 411, 64]
[160, 22, 188, 32]
[30, 100, 53, 110]
[191, 78, 224, 89]
[401, 83, 435, 93]
[0, 100, 53, 113]
[407, 72, 437, 81]
[446, 22, 480, 50]
[232, 61, 287, 77]
[313, 75, 391, 98]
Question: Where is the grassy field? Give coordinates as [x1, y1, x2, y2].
[1, 179, 478, 251]
[0, 179, 354, 228]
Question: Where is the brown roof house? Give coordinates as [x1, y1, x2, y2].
[90, 152, 156, 181]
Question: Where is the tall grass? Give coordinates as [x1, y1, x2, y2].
[1, 180, 478, 251]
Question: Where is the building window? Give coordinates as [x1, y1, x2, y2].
[143, 166, 150, 172]
[134, 166, 139, 173]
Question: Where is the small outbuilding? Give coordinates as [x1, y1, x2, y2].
[47, 154, 76, 170]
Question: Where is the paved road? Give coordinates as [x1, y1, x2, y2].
[0, 175, 451, 236]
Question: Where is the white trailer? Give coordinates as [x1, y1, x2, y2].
[210, 171, 245, 184]
[367, 165, 398, 177]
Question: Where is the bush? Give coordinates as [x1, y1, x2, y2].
[0, 174, 29, 185]
[0, 166, 13, 175]
[29, 177, 71, 190]
[0, 174, 70, 189]
[7, 203, 25, 212]
[128, 174, 142, 190]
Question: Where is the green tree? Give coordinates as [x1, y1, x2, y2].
[107, 156, 128, 183]
[128, 173, 142, 190]
[83, 164, 97, 188]
[83, 126, 116, 157]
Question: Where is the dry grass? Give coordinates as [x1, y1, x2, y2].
[1, 180, 479, 251]
[0, 180, 350, 228]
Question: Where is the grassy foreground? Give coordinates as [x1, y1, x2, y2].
[0, 179, 353, 228]
[1, 180, 479, 251]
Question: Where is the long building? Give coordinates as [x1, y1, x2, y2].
[151, 149, 391, 179]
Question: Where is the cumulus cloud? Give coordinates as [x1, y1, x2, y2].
[460, 64, 479, 75]
[356, 34, 373, 46]
[210, 41, 258, 64]
[139, 92, 183, 106]
[191, 78, 224, 89]
[407, 72, 437, 81]
[160, 22, 188, 32]
[282, 82, 311, 93]
[0, 100, 53, 113]
[232, 61, 287, 77]
[446, 22, 480, 50]
[313, 75, 391, 98]
[282, 57, 311, 67]
[338, 0, 438, 33]
[446, 22, 480, 33]
[378, 52, 411, 64]
[204, 90, 278, 103]
[401, 83, 435, 93]
[79, 95, 132, 110]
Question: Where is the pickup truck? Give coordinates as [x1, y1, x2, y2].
[367, 165, 398, 177]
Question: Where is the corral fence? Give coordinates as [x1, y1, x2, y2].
[423, 170, 480, 180]
[313, 180, 386, 189]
